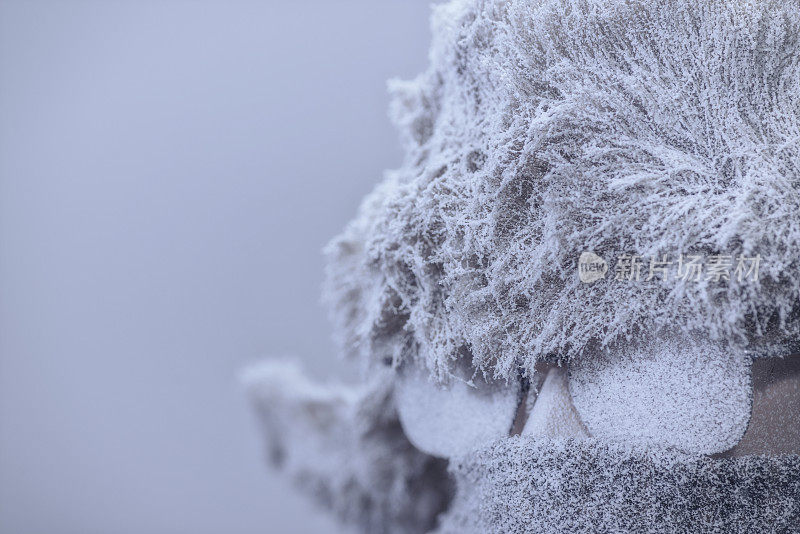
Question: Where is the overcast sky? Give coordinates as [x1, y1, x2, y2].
[0, 2, 431, 532]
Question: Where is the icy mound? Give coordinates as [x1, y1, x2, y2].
[324, 0, 800, 380]
[438, 437, 800, 533]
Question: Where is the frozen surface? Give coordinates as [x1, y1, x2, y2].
[569, 333, 752, 454]
[521, 367, 587, 439]
[439, 437, 800, 533]
[394, 361, 520, 458]
[243, 361, 453, 534]
[324, 0, 800, 381]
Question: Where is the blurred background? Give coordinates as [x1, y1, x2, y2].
[0, 1, 431, 532]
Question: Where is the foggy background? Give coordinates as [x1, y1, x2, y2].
[0, 1, 431, 532]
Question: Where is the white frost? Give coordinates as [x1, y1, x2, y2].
[394, 362, 520, 458]
[323, 0, 800, 380]
[522, 366, 588, 439]
[568, 333, 752, 455]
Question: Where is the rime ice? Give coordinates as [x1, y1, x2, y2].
[248, 0, 800, 532]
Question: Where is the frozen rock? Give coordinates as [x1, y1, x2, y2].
[568, 334, 752, 454]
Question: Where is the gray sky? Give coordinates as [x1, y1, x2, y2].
[0, 1, 431, 532]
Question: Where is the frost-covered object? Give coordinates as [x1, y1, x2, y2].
[243, 362, 453, 534]
[521, 367, 587, 439]
[250, 0, 800, 531]
[323, 0, 800, 380]
[569, 333, 752, 454]
[438, 438, 800, 533]
[394, 361, 520, 458]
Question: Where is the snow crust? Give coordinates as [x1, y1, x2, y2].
[568, 332, 752, 454]
[324, 0, 800, 381]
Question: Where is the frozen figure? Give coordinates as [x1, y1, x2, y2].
[245, 0, 800, 532]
